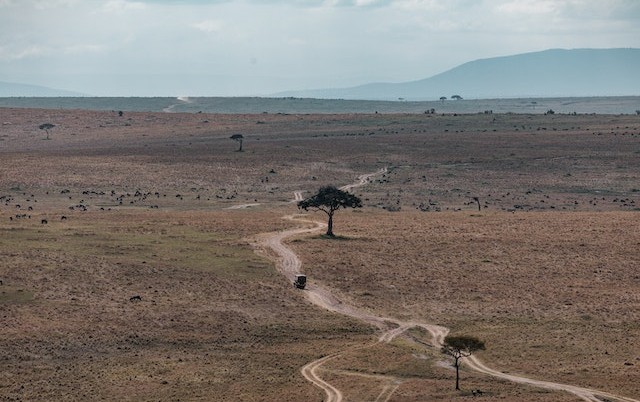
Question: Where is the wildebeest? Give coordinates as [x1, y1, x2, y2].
[129, 295, 142, 302]
[41, 219, 48, 224]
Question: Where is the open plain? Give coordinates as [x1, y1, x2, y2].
[1, 106, 639, 401]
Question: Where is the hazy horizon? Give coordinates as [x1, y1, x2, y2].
[1, 0, 639, 96]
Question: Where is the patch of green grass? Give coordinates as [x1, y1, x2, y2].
[0, 220, 274, 281]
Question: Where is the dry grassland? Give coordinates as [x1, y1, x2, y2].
[0, 210, 372, 401]
[1, 107, 639, 401]
[293, 210, 639, 399]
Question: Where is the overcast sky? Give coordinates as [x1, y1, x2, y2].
[1, 0, 639, 96]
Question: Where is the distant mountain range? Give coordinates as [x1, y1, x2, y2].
[0, 81, 85, 97]
[275, 48, 640, 100]
[2, 48, 638, 100]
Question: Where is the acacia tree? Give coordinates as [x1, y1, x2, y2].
[442, 335, 485, 390]
[230, 134, 244, 151]
[472, 196, 481, 211]
[39, 123, 55, 140]
[297, 186, 362, 237]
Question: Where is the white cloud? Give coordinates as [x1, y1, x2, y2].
[191, 19, 224, 34]
[0, 44, 49, 61]
[63, 44, 106, 55]
[497, 0, 558, 15]
[102, 0, 146, 13]
[0, 0, 638, 95]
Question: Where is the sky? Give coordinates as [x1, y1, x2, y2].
[1, 0, 639, 96]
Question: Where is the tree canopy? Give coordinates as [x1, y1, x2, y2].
[297, 186, 362, 237]
[442, 335, 485, 390]
[38, 123, 55, 140]
[230, 134, 244, 151]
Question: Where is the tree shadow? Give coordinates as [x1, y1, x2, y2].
[314, 234, 355, 241]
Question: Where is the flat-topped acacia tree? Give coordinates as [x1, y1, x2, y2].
[297, 186, 362, 237]
[230, 134, 244, 152]
[39, 123, 55, 140]
[442, 335, 486, 390]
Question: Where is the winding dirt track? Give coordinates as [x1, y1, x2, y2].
[255, 168, 638, 402]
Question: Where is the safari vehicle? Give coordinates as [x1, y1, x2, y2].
[294, 274, 306, 289]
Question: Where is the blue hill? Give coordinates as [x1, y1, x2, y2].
[0, 81, 86, 97]
[275, 48, 640, 100]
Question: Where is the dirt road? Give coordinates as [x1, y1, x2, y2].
[255, 168, 638, 402]
[339, 167, 387, 192]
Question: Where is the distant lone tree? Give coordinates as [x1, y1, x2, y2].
[439, 96, 447, 102]
[442, 335, 485, 390]
[451, 95, 463, 100]
[472, 196, 481, 211]
[230, 134, 244, 152]
[298, 186, 362, 237]
[39, 123, 55, 140]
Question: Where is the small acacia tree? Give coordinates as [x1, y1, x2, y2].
[442, 335, 485, 390]
[472, 196, 481, 211]
[230, 134, 244, 151]
[39, 123, 55, 140]
[297, 186, 362, 237]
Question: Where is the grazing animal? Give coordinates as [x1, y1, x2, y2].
[41, 219, 48, 224]
[0, 279, 3, 285]
[129, 295, 142, 302]
[61, 216, 67, 220]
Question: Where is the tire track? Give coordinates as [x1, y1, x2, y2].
[339, 167, 387, 192]
[301, 353, 344, 402]
[254, 167, 637, 402]
[465, 356, 639, 402]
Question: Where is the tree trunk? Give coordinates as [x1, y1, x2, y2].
[238, 140, 243, 152]
[326, 212, 334, 237]
[455, 359, 460, 390]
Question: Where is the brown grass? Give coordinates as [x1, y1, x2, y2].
[1, 107, 639, 400]
[293, 210, 640, 398]
[0, 210, 373, 401]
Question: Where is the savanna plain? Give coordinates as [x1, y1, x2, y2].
[0, 107, 639, 401]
